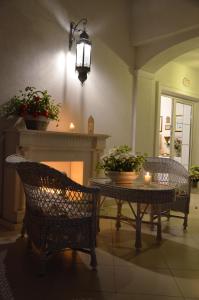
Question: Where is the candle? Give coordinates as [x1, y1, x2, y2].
[144, 172, 152, 185]
[69, 122, 75, 131]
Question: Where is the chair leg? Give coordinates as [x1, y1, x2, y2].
[183, 214, 188, 231]
[90, 248, 97, 270]
[21, 218, 26, 238]
[156, 204, 162, 243]
[150, 210, 155, 231]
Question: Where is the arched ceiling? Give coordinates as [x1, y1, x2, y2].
[141, 37, 199, 73]
[174, 48, 199, 71]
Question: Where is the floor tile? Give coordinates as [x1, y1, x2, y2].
[172, 269, 199, 298]
[115, 265, 182, 296]
[112, 245, 168, 268]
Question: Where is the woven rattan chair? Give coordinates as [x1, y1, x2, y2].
[144, 157, 191, 230]
[6, 155, 100, 274]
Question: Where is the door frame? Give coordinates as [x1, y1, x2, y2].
[155, 82, 198, 167]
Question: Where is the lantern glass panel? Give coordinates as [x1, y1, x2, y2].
[84, 44, 91, 67]
[76, 43, 84, 67]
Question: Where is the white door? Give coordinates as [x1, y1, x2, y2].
[159, 95, 193, 170]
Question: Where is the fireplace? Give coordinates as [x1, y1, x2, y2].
[1, 128, 108, 229]
[42, 161, 84, 185]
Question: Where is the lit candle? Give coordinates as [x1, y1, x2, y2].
[144, 172, 152, 185]
[69, 122, 75, 131]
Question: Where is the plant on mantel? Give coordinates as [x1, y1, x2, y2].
[0, 86, 60, 127]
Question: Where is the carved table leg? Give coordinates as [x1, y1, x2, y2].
[116, 199, 122, 231]
[135, 203, 142, 250]
[156, 204, 162, 242]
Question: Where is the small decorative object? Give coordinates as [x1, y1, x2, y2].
[88, 115, 94, 134]
[97, 145, 146, 184]
[0, 86, 60, 130]
[165, 124, 171, 130]
[144, 172, 152, 185]
[164, 136, 170, 146]
[190, 165, 199, 188]
[182, 77, 190, 87]
[69, 122, 75, 132]
[174, 138, 182, 157]
[69, 18, 91, 84]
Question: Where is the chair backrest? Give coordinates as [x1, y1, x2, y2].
[144, 157, 190, 193]
[6, 155, 99, 219]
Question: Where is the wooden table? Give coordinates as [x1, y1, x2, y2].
[90, 178, 176, 250]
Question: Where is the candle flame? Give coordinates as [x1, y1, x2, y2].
[69, 122, 75, 130]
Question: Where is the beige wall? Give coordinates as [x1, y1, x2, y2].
[0, 0, 133, 150]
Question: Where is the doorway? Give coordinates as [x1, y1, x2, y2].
[159, 95, 193, 170]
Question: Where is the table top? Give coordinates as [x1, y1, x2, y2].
[89, 178, 176, 204]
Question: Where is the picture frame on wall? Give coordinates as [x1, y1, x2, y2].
[165, 124, 171, 130]
[159, 116, 163, 132]
[175, 115, 183, 132]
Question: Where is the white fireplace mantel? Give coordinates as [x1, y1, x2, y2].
[1, 128, 109, 229]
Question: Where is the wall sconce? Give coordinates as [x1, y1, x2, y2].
[69, 18, 91, 84]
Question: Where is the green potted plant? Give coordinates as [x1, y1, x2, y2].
[190, 165, 199, 188]
[0, 86, 60, 130]
[97, 145, 146, 184]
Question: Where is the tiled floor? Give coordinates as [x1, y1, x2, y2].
[0, 190, 199, 299]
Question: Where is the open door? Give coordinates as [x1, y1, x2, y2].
[159, 95, 193, 170]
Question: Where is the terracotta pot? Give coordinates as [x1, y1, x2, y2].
[24, 115, 49, 130]
[106, 171, 139, 184]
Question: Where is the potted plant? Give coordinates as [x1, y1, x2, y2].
[0, 86, 60, 130]
[97, 145, 146, 184]
[190, 165, 199, 188]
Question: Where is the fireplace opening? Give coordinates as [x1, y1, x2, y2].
[42, 161, 84, 185]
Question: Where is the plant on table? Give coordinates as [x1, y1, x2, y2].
[97, 145, 146, 173]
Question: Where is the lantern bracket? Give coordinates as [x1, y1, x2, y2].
[69, 18, 88, 50]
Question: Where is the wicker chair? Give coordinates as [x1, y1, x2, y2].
[143, 157, 191, 230]
[6, 155, 100, 274]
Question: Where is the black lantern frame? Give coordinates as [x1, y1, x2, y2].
[69, 18, 91, 84]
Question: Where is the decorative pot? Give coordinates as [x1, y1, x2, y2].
[24, 115, 49, 130]
[106, 171, 139, 184]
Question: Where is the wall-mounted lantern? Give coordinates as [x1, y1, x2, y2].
[69, 18, 91, 84]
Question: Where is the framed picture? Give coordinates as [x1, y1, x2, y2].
[175, 115, 183, 132]
[159, 116, 163, 132]
[165, 124, 171, 130]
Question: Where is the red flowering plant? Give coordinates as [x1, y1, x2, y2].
[0, 86, 60, 124]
